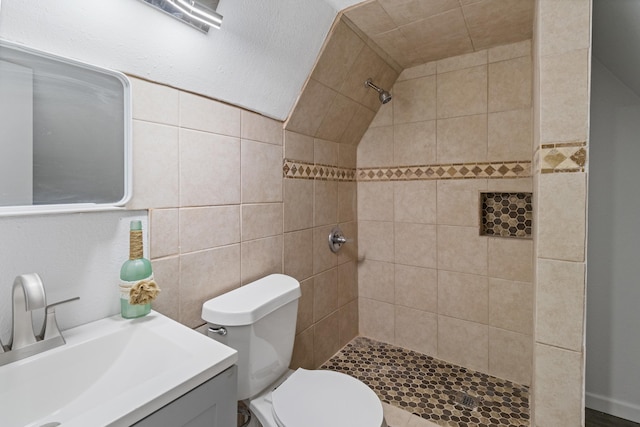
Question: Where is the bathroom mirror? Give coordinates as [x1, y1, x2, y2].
[0, 39, 131, 216]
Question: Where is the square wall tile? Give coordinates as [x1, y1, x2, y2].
[286, 79, 337, 137]
[437, 49, 487, 74]
[284, 179, 313, 232]
[297, 277, 314, 334]
[395, 265, 437, 313]
[438, 270, 488, 324]
[488, 39, 531, 63]
[313, 225, 339, 274]
[129, 77, 179, 125]
[337, 221, 359, 265]
[397, 61, 436, 81]
[358, 181, 394, 221]
[129, 121, 179, 209]
[489, 327, 532, 386]
[180, 92, 241, 137]
[179, 206, 240, 253]
[436, 179, 487, 227]
[338, 143, 358, 169]
[315, 94, 359, 143]
[241, 110, 283, 145]
[488, 56, 532, 113]
[357, 126, 394, 168]
[536, 259, 585, 352]
[179, 129, 240, 207]
[241, 203, 283, 241]
[150, 208, 179, 259]
[489, 278, 533, 335]
[436, 114, 488, 163]
[359, 297, 395, 344]
[462, 0, 533, 50]
[488, 237, 533, 282]
[358, 259, 395, 303]
[359, 220, 394, 262]
[340, 105, 376, 145]
[338, 260, 358, 306]
[150, 255, 180, 321]
[437, 65, 487, 119]
[437, 225, 488, 275]
[438, 315, 488, 374]
[314, 138, 339, 166]
[538, 0, 591, 56]
[313, 268, 338, 322]
[395, 307, 437, 355]
[241, 139, 283, 203]
[284, 131, 314, 162]
[488, 108, 532, 161]
[393, 76, 437, 124]
[291, 326, 314, 370]
[338, 299, 359, 348]
[394, 223, 437, 269]
[314, 311, 341, 367]
[338, 182, 357, 223]
[393, 120, 437, 166]
[314, 180, 338, 227]
[394, 180, 437, 224]
[284, 229, 313, 282]
[241, 235, 283, 285]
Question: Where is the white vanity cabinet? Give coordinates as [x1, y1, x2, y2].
[133, 365, 237, 427]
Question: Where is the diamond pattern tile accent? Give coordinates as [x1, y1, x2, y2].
[321, 337, 530, 427]
[538, 142, 587, 173]
[481, 192, 533, 239]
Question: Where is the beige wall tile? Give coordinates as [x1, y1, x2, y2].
[436, 179, 487, 227]
[437, 65, 487, 119]
[337, 221, 359, 265]
[314, 311, 341, 367]
[395, 265, 437, 313]
[379, 0, 460, 27]
[487, 177, 532, 193]
[438, 270, 488, 323]
[395, 307, 437, 355]
[179, 244, 240, 328]
[241, 203, 283, 241]
[489, 278, 533, 335]
[129, 77, 179, 125]
[297, 277, 314, 334]
[315, 94, 359, 142]
[487, 237, 533, 282]
[341, 44, 387, 107]
[358, 181, 394, 221]
[241, 110, 283, 145]
[397, 61, 436, 81]
[241, 139, 283, 203]
[437, 49, 487, 74]
[345, 1, 396, 37]
[338, 260, 358, 306]
[150, 255, 180, 321]
[462, 0, 533, 50]
[537, 259, 585, 352]
[370, 102, 394, 127]
[338, 182, 357, 223]
[340, 104, 377, 145]
[311, 21, 364, 92]
[393, 76, 437, 124]
[489, 327, 532, 386]
[539, 49, 590, 143]
[393, 120, 437, 165]
[537, 173, 586, 262]
[395, 223, 437, 269]
[394, 180, 437, 224]
[338, 143, 358, 169]
[359, 297, 395, 343]
[179, 206, 240, 253]
[534, 344, 584, 427]
[359, 220, 394, 262]
[179, 129, 240, 207]
[438, 315, 488, 373]
[284, 229, 313, 282]
[291, 326, 314, 370]
[538, 0, 591, 57]
[407, 414, 442, 427]
[314, 138, 339, 166]
[179, 92, 241, 137]
[150, 208, 179, 258]
[437, 225, 488, 275]
[284, 179, 313, 232]
[488, 39, 531, 63]
[286, 79, 337, 137]
[129, 121, 179, 209]
[313, 268, 339, 322]
[357, 126, 394, 167]
[436, 114, 488, 163]
[488, 108, 532, 161]
[240, 235, 283, 285]
[358, 259, 395, 303]
[313, 225, 339, 274]
[338, 299, 359, 348]
[488, 56, 532, 113]
[314, 180, 338, 226]
[284, 131, 314, 162]
[382, 402, 412, 426]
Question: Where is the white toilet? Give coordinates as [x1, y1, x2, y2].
[202, 274, 386, 427]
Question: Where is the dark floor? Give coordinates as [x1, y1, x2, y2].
[586, 408, 640, 427]
[321, 337, 529, 427]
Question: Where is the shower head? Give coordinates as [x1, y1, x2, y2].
[365, 78, 392, 104]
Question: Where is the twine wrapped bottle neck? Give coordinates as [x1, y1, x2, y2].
[129, 230, 143, 260]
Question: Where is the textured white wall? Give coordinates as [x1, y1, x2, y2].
[586, 58, 640, 422]
[0, 0, 340, 120]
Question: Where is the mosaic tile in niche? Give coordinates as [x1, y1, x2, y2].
[480, 192, 533, 239]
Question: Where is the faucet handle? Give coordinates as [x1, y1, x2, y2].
[39, 297, 80, 341]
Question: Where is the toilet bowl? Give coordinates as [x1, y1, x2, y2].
[201, 274, 386, 427]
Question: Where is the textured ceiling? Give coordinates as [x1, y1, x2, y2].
[343, 0, 535, 68]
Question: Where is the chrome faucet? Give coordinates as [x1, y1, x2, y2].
[1, 273, 79, 366]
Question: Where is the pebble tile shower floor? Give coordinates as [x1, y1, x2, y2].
[321, 337, 529, 427]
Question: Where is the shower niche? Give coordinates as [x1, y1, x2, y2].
[480, 192, 533, 239]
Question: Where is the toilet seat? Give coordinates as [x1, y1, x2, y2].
[270, 369, 385, 427]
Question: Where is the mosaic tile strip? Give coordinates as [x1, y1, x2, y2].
[321, 337, 529, 427]
[356, 161, 531, 181]
[538, 142, 587, 173]
[283, 159, 356, 181]
[480, 192, 533, 239]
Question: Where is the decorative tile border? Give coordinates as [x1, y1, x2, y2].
[538, 142, 587, 173]
[480, 192, 533, 239]
[283, 159, 532, 182]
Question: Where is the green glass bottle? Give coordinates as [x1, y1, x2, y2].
[119, 220, 153, 318]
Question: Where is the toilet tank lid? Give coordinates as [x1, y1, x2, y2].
[201, 274, 301, 326]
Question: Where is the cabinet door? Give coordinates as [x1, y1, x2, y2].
[134, 365, 237, 427]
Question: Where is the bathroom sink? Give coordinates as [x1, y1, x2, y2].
[0, 311, 237, 427]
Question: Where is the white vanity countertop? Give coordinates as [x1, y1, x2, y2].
[0, 311, 238, 427]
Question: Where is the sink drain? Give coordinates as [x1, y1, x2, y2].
[453, 391, 481, 410]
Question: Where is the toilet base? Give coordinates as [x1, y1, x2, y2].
[246, 370, 293, 427]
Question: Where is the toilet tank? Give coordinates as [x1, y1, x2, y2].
[201, 274, 301, 400]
